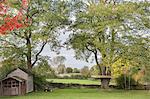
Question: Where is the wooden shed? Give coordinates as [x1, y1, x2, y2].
[0, 76, 26, 96]
[0, 68, 33, 96]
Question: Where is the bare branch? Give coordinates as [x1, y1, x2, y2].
[85, 45, 95, 53]
[32, 41, 47, 67]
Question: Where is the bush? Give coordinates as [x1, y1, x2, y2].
[66, 67, 73, 73]
[116, 74, 136, 89]
[62, 75, 70, 79]
[33, 74, 49, 91]
[71, 75, 85, 79]
[56, 75, 86, 79]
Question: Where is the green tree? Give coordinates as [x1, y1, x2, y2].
[90, 65, 100, 76]
[51, 56, 66, 67]
[33, 58, 56, 78]
[68, 0, 150, 88]
[66, 67, 73, 73]
[73, 68, 80, 73]
[0, 0, 69, 70]
[81, 66, 90, 78]
[57, 64, 66, 74]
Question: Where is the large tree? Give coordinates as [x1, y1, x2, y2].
[68, 0, 150, 88]
[50, 56, 66, 67]
[0, 0, 69, 70]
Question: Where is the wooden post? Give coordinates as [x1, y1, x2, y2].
[19, 82, 21, 95]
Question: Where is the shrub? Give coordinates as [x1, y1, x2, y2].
[56, 75, 86, 79]
[33, 74, 49, 91]
[71, 75, 85, 79]
[66, 67, 73, 73]
[116, 74, 136, 89]
[62, 75, 70, 79]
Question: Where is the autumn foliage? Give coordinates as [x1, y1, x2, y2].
[0, 0, 28, 35]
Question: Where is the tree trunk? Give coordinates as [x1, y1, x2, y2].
[26, 37, 32, 70]
[101, 66, 111, 89]
[94, 51, 102, 75]
[101, 78, 111, 89]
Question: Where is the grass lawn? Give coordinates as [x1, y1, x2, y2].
[46, 79, 101, 85]
[0, 89, 150, 99]
[46, 79, 116, 85]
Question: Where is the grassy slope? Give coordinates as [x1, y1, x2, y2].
[46, 79, 101, 85]
[1, 89, 150, 99]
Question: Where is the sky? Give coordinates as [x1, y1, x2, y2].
[41, 30, 96, 69]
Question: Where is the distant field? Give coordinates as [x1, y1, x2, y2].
[1, 89, 150, 99]
[46, 79, 101, 85]
[46, 79, 116, 85]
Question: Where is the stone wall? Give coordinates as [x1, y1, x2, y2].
[46, 83, 150, 90]
[47, 83, 115, 89]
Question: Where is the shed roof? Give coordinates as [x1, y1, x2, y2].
[6, 67, 33, 76]
[1, 76, 26, 82]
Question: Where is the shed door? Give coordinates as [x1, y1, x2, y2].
[3, 80, 19, 96]
[11, 81, 19, 95]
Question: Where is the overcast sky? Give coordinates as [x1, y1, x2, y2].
[41, 30, 96, 69]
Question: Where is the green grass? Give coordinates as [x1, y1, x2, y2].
[0, 89, 150, 99]
[46, 79, 116, 85]
[46, 79, 101, 85]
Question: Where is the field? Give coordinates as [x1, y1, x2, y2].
[46, 79, 101, 85]
[46, 79, 116, 85]
[0, 89, 150, 99]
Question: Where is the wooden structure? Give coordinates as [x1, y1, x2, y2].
[0, 76, 26, 96]
[0, 68, 33, 96]
[92, 75, 112, 89]
[91, 66, 112, 89]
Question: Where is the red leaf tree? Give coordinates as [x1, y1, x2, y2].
[0, 0, 28, 35]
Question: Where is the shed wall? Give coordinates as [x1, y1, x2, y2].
[27, 76, 33, 93]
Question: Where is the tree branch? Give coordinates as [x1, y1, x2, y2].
[85, 45, 95, 53]
[93, 50, 102, 75]
[0, 38, 18, 47]
[85, 43, 102, 75]
[32, 41, 47, 67]
[13, 31, 25, 39]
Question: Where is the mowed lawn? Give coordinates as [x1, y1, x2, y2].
[0, 89, 150, 99]
[46, 79, 116, 85]
[46, 79, 101, 85]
